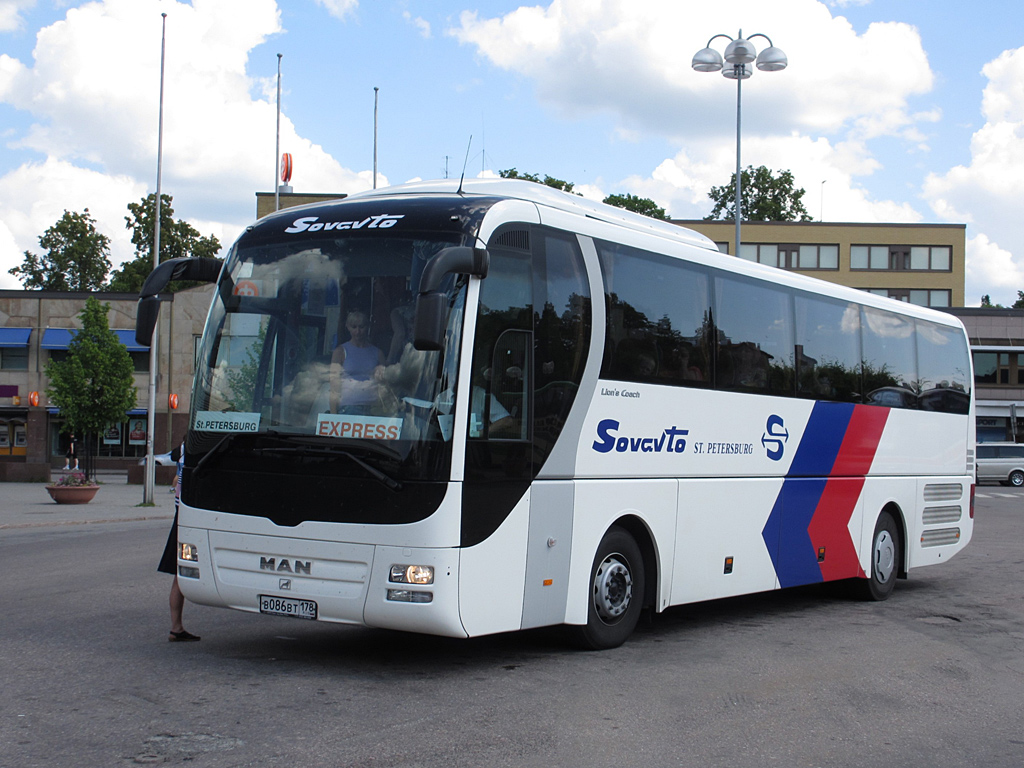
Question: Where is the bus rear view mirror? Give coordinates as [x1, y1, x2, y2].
[413, 246, 488, 351]
[413, 293, 447, 352]
[135, 257, 223, 346]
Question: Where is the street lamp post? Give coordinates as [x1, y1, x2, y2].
[692, 30, 787, 256]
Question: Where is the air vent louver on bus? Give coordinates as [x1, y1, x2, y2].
[921, 528, 961, 547]
[492, 229, 531, 252]
[923, 483, 963, 503]
[922, 505, 962, 525]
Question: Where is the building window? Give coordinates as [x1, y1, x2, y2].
[714, 242, 730, 254]
[129, 351, 150, 372]
[852, 245, 952, 272]
[973, 351, 1024, 386]
[860, 288, 950, 308]
[0, 347, 29, 370]
[739, 243, 838, 270]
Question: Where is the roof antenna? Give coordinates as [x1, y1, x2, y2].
[457, 135, 472, 195]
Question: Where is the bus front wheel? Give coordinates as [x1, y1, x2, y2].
[572, 526, 645, 650]
[860, 511, 901, 601]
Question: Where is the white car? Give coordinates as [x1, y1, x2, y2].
[138, 451, 176, 466]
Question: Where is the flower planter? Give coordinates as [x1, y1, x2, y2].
[46, 484, 100, 504]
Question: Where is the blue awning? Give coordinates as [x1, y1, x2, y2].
[0, 328, 31, 348]
[41, 328, 148, 352]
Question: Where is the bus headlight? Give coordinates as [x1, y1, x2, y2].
[178, 542, 199, 562]
[389, 564, 434, 584]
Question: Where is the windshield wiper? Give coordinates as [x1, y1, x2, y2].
[252, 442, 402, 491]
[192, 432, 237, 478]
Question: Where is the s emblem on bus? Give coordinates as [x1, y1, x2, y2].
[762, 415, 789, 461]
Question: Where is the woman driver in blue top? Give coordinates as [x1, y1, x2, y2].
[330, 310, 385, 414]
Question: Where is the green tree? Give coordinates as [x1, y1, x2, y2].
[8, 209, 111, 290]
[107, 193, 221, 292]
[46, 296, 137, 481]
[602, 193, 669, 220]
[981, 294, 1006, 308]
[499, 168, 579, 194]
[706, 165, 811, 222]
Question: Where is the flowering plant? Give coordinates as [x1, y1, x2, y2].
[51, 472, 95, 487]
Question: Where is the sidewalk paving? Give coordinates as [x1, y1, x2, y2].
[1, 474, 175, 530]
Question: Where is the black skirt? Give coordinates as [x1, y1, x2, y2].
[157, 511, 178, 575]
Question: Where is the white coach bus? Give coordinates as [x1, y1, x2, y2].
[137, 179, 975, 649]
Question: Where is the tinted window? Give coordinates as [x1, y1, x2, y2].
[916, 322, 971, 414]
[862, 307, 916, 409]
[794, 295, 861, 402]
[533, 231, 591, 457]
[1000, 446, 1024, 459]
[471, 248, 532, 440]
[597, 241, 711, 387]
[715, 274, 793, 395]
[977, 445, 997, 459]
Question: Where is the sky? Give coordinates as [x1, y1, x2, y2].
[1, 0, 1023, 305]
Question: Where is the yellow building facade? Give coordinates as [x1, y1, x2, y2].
[677, 220, 966, 308]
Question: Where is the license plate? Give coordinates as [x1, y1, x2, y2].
[258, 595, 317, 620]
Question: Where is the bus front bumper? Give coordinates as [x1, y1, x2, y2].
[175, 526, 467, 638]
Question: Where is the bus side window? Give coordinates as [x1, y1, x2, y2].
[470, 246, 532, 440]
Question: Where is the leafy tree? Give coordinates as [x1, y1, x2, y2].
[1013, 292, 1024, 310]
[107, 193, 221, 292]
[981, 294, 1006, 308]
[8, 209, 111, 290]
[46, 296, 137, 481]
[603, 193, 669, 220]
[706, 165, 811, 222]
[499, 168, 579, 195]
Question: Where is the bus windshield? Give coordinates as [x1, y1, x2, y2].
[191, 232, 467, 483]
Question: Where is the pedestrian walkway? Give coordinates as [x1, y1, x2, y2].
[1, 476, 175, 531]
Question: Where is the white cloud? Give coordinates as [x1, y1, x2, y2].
[450, 0, 933, 142]
[450, 0, 937, 249]
[924, 46, 1024, 306]
[0, 158, 145, 288]
[0, 0, 35, 32]
[965, 233, 1024, 306]
[314, 0, 357, 21]
[0, 0, 376, 287]
[403, 11, 430, 38]
[602, 133, 922, 224]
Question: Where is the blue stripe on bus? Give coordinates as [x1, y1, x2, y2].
[763, 402, 856, 588]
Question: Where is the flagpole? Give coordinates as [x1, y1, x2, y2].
[144, 11, 167, 505]
[373, 87, 379, 189]
[275, 53, 282, 211]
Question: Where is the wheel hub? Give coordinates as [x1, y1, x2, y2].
[873, 530, 896, 583]
[593, 554, 632, 623]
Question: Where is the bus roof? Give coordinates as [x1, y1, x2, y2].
[345, 178, 719, 252]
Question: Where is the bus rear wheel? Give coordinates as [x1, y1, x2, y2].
[572, 526, 645, 650]
[859, 511, 901, 601]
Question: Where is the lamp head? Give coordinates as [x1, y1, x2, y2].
[756, 45, 788, 72]
[691, 47, 724, 73]
[724, 37, 756, 65]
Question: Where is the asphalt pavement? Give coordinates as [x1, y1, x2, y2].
[0, 473, 175, 531]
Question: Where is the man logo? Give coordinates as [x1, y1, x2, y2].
[260, 557, 312, 575]
[279, 579, 292, 591]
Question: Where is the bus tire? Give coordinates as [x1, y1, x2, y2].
[860, 511, 900, 601]
[572, 526, 645, 650]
